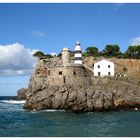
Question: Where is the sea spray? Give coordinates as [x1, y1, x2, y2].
[0, 100, 25, 104]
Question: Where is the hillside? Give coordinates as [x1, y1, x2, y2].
[84, 57, 140, 79]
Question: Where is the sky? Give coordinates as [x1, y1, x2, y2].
[0, 3, 140, 96]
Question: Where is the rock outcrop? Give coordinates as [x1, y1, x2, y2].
[23, 76, 140, 112]
[17, 88, 28, 100]
[20, 57, 140, 112]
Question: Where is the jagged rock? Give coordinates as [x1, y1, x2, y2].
[23, 79, 140, 112]
[17, 88, 28, 100]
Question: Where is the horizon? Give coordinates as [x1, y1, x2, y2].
[0, 3, 140, 96]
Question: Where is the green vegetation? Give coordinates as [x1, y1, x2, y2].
[33, 51, 53, 59]
[104, 45, 121, 57]
[85, 46, 98, 56]
[83, 44, 140, 59]
[57, 53, 62, 57]
[33, 45, 140, 60]
[125, 45, 140, 59]
[33, 51, 45, 58]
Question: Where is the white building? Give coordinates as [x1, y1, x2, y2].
[74, 41, 83, 64]
[93, 59, 115, 77]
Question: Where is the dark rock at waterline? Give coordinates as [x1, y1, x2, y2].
[17, 88, 28, 100]
[23, 78, 140, 112]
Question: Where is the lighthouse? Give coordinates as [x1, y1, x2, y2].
[74, 41, 83, 64]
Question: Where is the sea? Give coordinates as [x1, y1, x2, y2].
[0, 96, 140, 137]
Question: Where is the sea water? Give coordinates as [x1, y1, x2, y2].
[0, 96, 140, 137]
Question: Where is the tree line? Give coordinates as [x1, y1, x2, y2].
[33, 45, 140, 59]
[83, 45, 140, 59]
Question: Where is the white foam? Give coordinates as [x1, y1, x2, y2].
[30, 109, 66, 113]
[43, 109, 65, 112]
[1, 100, 25, 104]
[42, 109, 66, 112]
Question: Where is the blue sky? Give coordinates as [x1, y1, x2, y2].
[0, 76, 30, 96]
[0, 3, 140, 96]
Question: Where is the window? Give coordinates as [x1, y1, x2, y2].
[48, 70, 50, 75]
[73, 71, 76, 75]
[108, 72, 111, 75]
[98, 65, 100, 68]
[98, 72, 101, 76]
[59, 71, 62, 75]
[108, 65, 110, 68]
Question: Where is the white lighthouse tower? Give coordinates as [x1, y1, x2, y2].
[74, 41, 83, 64]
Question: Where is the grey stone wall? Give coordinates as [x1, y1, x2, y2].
[65, 77, 92, 87]
[48, 65, 86, 77]
[62, 48, 71, 66]
[45, 76, 92, 87]
[47, 76, 65, 86]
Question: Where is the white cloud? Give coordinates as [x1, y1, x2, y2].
[50, 52, 57, 56]
[32, 31, 46, 37]
[0, 43, 38, 76]
[130, 36, 140, 45]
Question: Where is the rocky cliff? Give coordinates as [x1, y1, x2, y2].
[84, 57, 140, 78]
[17, 88, 28, 100]
[18, 57, 140, 112]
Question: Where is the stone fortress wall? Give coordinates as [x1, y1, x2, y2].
[47, 64, 92, 86]
[48, 65, 86, 77]
[35, 44, 93, 87]
[33, 42, 121, 87]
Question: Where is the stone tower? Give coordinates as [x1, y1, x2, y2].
[62, 48, 71, 66]
[74, 41, 82, 64]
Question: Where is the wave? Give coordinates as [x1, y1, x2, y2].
[0, 100, 25, 104]
[30, 109, 66, 113]
[42, 109, 66, 112]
